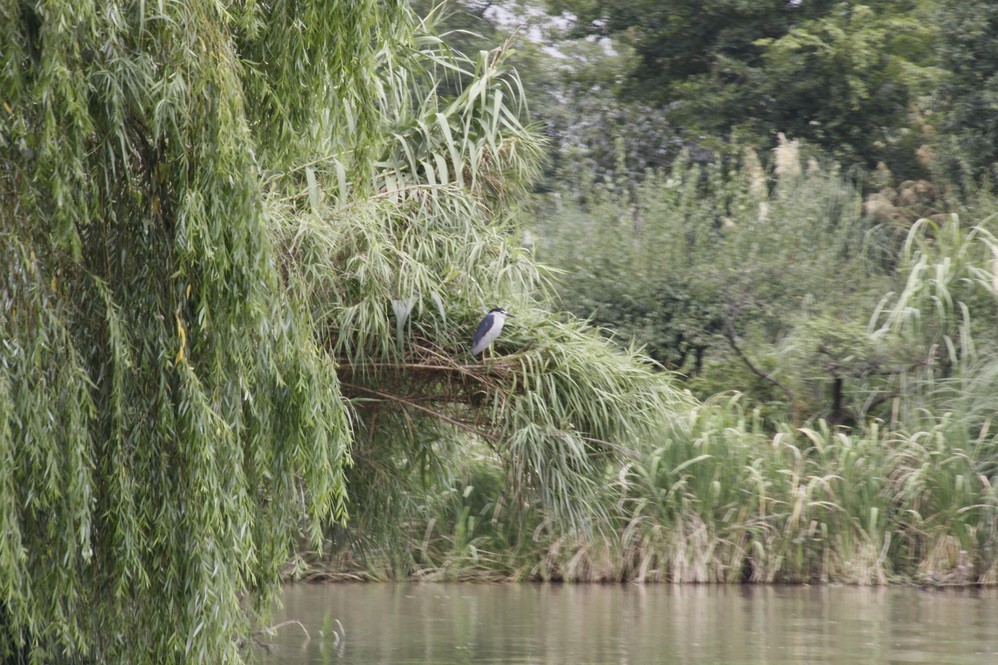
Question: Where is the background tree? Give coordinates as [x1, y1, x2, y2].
[544, 0, 937, 178]
[932, 0, 998, 184]
[534, 139, 890, 421]
[547, 0, 838, 102]
[708, 2, 939, 175]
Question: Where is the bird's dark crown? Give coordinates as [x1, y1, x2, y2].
[488, 307, 508, 314]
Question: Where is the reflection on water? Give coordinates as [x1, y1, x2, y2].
[257, 583, 998, 664]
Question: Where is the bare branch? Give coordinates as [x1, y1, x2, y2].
[723, 327, 796, 405]
[341, 381, 499, 443]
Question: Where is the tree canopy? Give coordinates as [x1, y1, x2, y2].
[535, 0, 942, 178]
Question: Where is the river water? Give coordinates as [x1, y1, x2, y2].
[257, 583, 998, 664]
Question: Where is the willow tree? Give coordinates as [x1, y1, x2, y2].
[0, 1, 396, 662]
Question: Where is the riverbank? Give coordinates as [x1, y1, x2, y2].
[295, 394, 998, 588]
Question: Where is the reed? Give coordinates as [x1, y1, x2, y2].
[304, 389, 998, 585]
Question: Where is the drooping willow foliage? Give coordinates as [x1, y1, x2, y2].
[0, 1, 396, 662]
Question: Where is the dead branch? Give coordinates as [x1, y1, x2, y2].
[341, 381, 499, 443]
[723, 326, 796, 405]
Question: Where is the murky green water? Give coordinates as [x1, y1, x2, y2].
[257, 583, 998, 664]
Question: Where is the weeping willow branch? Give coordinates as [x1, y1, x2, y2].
[0, 1, 390, 662]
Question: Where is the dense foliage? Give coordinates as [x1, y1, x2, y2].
[0, 0, 407, 660]
[295, 0, 998, 588]
[331, 143, 998, 587]
[933, 0, 998, 182]
[272, 23, 688, 571]
[521, 0, 972, 182]
[5, 0, 998, 660]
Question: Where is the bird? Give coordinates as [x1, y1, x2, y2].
[472, 307, 512, 357]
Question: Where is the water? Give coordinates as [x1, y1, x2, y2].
[257, 583, 998, 664]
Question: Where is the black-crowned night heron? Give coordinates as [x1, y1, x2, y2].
[472, 307, 512, 357]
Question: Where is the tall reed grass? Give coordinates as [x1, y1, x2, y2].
[306, 391, 998, 585]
